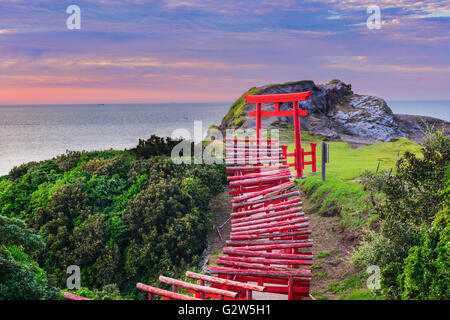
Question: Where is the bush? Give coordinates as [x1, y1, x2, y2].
[129, 134, 185, 159]
[0, 247, 58, 300]
[400, 202, 449, 299]
[0, 215, 57, 300]
[55, 151, 82, 172]
[352, 130, 449, 299]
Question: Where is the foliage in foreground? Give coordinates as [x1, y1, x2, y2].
[0, 215, 58, 299]
[0, 136, 226, 299]
[353, 131, 449, 299]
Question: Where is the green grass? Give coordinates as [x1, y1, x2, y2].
[310, 264, 323, 270]
[315, 272, 329, 278]
[283, 132, 422, 227]
[342, 289, 381, 300]
[327, 275, 362, 295]
[310, 291, 329, 300]
[285, 135, 422, 180]
[221, 87, 259, 127]
[316, 251, 331, 259]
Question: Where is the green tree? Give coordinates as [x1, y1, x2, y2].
[0, 215, 57, 299]
[353, 131, 449, 299]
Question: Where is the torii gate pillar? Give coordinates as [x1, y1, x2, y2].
[293, 100, 302, 177]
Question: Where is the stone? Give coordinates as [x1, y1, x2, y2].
[217, 79, 449, 145]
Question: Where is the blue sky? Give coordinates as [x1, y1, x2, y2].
[0, 0, 449, 103]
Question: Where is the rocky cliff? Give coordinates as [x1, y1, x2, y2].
[218, 80, 449, 145]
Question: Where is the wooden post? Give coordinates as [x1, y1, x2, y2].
[287, 276, 294, 300]
[293, 101, 303, 178]
[301, 147, 304, 170]
[63, 292, 91, 300]
[321, 141, 328, 181]
[199, 280, 206, 299]
[256, 103, 262, 140]
[281, 145, 288, 165]
[137, 282, 200, 300]
[234, 138, 238, 164]
[246, 288, 253, 300]
[310, 143, 317, 173]
[327, 142, 330, 163]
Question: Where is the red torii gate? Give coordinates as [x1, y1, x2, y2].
[244, 91, 316, 178]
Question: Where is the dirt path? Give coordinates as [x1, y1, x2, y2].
[203, 190, 232, 270]
[302, 190, 361, 300]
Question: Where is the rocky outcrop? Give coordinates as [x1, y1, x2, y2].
[217, 79, 449, 145]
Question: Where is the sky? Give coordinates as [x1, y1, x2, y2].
[0, 0, 449, 104]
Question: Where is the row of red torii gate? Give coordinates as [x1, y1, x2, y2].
[64, 90, 316, 300]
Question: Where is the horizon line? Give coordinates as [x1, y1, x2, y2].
[1, 99, 450, 107]
[0, 101, 234, 107]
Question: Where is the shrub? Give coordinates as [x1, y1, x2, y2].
[400, 203, 449, 299]
[129, 134, 185, 159]
[352, 130, 449, 299]
[0, 215, 57, 300]
[55, 150, 82, 172]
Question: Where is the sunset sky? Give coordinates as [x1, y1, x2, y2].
[0, 0, 449, 104]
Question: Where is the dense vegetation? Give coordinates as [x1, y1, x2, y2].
[0, 135, 226, 299]
[298, 130, 448, 299]
[353, 131, 449, 299]
[0, 215, 58, 299]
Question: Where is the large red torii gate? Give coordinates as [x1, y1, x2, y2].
[244, 91, 316, 178]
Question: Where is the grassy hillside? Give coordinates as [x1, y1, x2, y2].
[220, 87, 259, 128]
[281, 130, 448, 300]
[284, 134, 422, 227]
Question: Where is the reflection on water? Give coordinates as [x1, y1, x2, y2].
[0, 103, 230, 176]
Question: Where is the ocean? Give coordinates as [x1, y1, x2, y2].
[387, 100, 449, 122]
[0, 100, 448, 176]
[0, 103, 230, 176]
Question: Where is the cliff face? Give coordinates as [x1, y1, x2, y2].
[218, 79, 449, 144]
